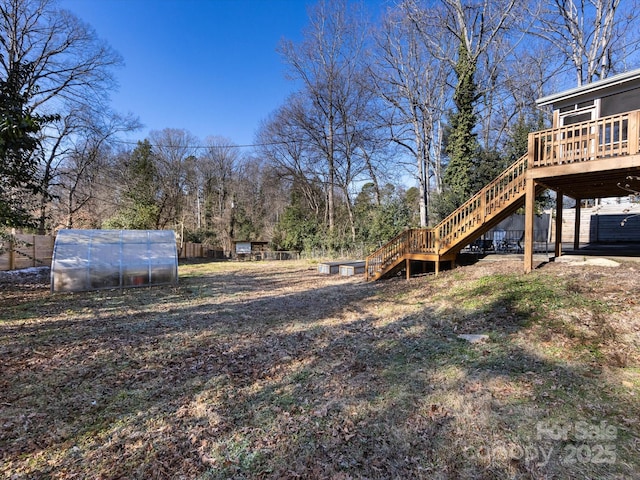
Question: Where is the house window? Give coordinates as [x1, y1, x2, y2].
[559, 99, 599, 126]
[563, 112, 593, 125]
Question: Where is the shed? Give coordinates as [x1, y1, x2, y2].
[51, 229, 178, 293]
[232, 240, 270, 260]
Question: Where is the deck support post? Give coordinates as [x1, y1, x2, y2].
[555, 190, 563, 258]
[524, 177, 536, 273]
[574, 199, 581, 251]
[629, 111, 639, 154]
[434, 228, 441, 276]
[405, 258, 411, 280]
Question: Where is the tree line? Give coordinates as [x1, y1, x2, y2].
[2, 0, 639, 255]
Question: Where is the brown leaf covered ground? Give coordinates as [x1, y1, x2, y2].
[1, 258, 639, 479]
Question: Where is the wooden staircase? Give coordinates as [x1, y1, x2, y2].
[365, 153, 541, 280]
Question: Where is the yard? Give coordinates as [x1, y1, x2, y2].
[1, 258, 639, 479]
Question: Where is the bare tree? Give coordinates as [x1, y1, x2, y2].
[437, 0, 520, 71]
[443, 0, 535, 149]
[246, 158, 290, 242]
[49, 109, 140, 229]
[194, 136, 241, 252]
[148, 129, 197, 232]
[535, 0, 640, 86]
[372, 1, 452, 226]
[0, 0, 121, 112]
[198, 136, 239, 225]
[278, 0, 378, 240]
[232, 155, 286, 243]
[257, 99, 326, 221]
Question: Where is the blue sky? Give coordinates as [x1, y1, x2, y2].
[59, 0, 314, 147]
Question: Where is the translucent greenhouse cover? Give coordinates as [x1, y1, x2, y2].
[51, 229, 178, 293]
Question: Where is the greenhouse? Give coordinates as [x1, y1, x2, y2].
[51, 229, 178, 293]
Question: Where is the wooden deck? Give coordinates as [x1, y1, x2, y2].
[366, 110, 640, 281]
[528, 111, 640, 198]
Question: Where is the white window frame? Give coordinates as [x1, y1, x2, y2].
[559, 99, 600, 126]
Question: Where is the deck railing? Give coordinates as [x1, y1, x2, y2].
[365, 229, 408, 279]
[529, 110, 640, 168]
[365, 230, 407, 279]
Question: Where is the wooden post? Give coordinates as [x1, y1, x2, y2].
[405, 258, 411, 280]
[434, 227, 441, 276]
[8, 236, 15, 271]
[555, 190, 563, 258]
[629, 111, 639, 154]
[524, 178, 536, 273]
[574, 200, 581, 251]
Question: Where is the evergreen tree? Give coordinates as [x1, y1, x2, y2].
[104, 140, 159, 229]
[443, 42, 480, 210]
[369, 197, 410, 246]
[353, 182, 379, 241]
[231, 204, 258, 242]
[403, 187, 421, 228]
[470, 148, 507, 195]
[0, 62, 53, 227]
[272, 190, 321, 252]
[354, 183, 411, 246]
[504, 116, 535, 163]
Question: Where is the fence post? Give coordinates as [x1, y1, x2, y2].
[9, 234, 15, 270]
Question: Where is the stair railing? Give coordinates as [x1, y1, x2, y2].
[365, 153, 529, 280]
[365, 229, 410, 280]
[436, 153, 529, 252]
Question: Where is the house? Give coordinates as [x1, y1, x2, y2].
[527, 68, 640, 267]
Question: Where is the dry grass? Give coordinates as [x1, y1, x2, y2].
[1, 258, 639, 479]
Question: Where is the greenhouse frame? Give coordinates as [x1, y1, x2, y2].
[51, 229, 178, 293]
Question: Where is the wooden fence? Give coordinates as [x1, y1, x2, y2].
[0, 234, 55, 271]
[0, 235, 225, 272]
[179, 242, 225, 260]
